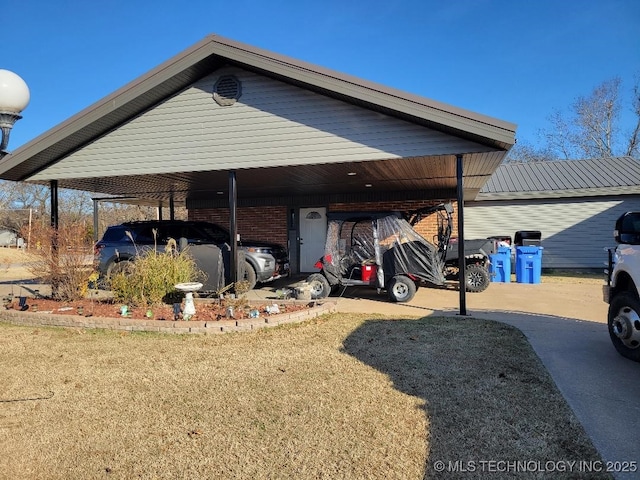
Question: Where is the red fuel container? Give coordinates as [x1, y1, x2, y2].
[361, 264, 377, 284]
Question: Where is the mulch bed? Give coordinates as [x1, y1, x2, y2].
[2, 296, 311, 322]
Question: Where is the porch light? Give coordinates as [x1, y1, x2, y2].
[0, 69, 30, 157]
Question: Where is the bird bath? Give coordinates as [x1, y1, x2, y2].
[175, 282, 203, 320]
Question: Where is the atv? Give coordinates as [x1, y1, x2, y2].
[306, 203, 495, 302]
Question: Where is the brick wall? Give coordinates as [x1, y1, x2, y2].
[189, 200, 458, 268]
[189, 206, 289, 246]
[328, 200, 458, 240]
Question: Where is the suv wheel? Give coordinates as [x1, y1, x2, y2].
[108, 259, 132, 278]
[242, 262, 257, 290]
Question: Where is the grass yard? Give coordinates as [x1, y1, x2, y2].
[0, 313, 609, 479]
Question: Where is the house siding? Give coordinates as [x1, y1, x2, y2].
[30, 66, 493, 181]
[465, 197, 640, 270]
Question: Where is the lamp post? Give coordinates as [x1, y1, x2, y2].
[0, 69, 30, 158]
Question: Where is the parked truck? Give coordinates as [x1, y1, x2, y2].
[603, 211, 640, 362]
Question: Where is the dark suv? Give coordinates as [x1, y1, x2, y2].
[94, 220, 289, 289]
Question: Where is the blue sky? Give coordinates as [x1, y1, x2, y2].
[3, 0, 640, 152]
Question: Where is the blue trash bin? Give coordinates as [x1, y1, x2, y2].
[489, 246, 512, 283]
[515, 246, 543, 284]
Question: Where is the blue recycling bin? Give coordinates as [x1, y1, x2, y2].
[515, 246, 543, 284]
[489, 246, 512, 283]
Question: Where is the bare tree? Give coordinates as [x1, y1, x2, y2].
[59, 189, 93, 223]
[543, 109, 579, 160]
[627, 79, 640, 156]
[0, 180, 166, 241]
[505, 76, 640, 162]
[0, 181, 50, 235]
[503, 141, 555, 163]
[546, 77, 640, 159]
[0, 180, 49, 212]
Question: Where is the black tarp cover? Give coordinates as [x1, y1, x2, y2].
[323, 215, 446, 287]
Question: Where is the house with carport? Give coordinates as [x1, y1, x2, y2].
[0, 35, 516, 292]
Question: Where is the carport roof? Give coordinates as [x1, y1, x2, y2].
[0, 34, 516, 204]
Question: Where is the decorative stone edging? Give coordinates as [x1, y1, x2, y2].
[0, 300, 337, 334]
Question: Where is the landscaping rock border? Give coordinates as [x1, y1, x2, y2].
[0, 299, 337, 334]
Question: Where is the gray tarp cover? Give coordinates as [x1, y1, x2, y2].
[324, 215, 446, 287]
[183, 244, 225, 293]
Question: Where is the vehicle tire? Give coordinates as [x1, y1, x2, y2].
[608, 291, 640, 362]
[241, 261, 257, 290]
[107, 259, 132, 278]
[387, 275, 417, 303]
[465, 264, 490, 293]
[307, 273, 331, 299]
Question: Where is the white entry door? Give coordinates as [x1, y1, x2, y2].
[299, 207, 327, 272]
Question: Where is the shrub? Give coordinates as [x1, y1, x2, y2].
[109, 240, 205, 306]
[23, 222, 97, 302]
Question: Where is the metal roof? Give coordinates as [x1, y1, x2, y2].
[477, 157, 640, 200]
[0, 34, 516, 204]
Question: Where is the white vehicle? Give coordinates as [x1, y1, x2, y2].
[603, 211, 640, 362]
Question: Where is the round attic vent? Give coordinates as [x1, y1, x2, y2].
[213, 75, 241, 106]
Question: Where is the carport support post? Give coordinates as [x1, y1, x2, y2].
[456, 154, 467, 316]
[50, 180, 59, 231]
[92, 198, 99, 243]
[50, 180, 59, 297]
[229, 170, 239, 286]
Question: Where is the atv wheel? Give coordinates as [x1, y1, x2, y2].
[465, 264, 490, 293]
[608, 291, 640, 362]
[307, 273, 331, 299]
[387, 275, 417, 303]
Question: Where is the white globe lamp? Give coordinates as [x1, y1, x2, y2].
[0, 69, 30, 155]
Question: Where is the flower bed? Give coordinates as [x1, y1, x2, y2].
[1, 295, 337, 334]
[3, 296, 311, 322]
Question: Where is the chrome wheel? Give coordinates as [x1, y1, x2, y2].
[608, 292, 640, 362]
[387, 275, 417, 303]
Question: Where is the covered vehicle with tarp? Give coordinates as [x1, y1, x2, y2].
[307, 203, 493, 302]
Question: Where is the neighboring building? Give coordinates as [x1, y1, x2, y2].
[465, 157, 640, 270]
[0, 228, 18, 247]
